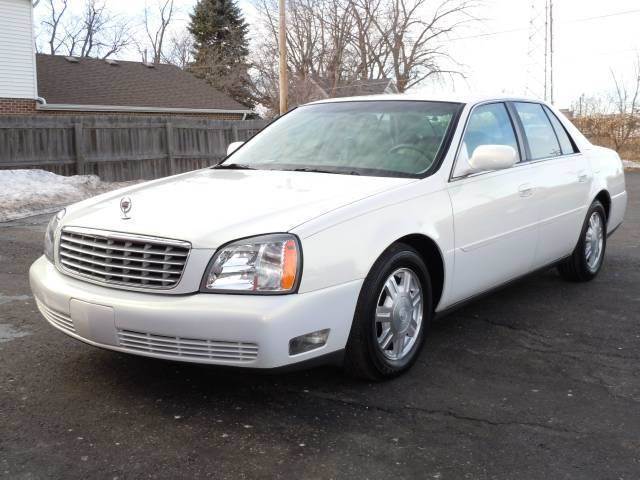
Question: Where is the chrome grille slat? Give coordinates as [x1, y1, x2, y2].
[60, 234, 189, 257]
[117, 329, 259, 362]
[59, 251, 183, 275]
[58, 227, 190, 290]
[60, 258, 180, 284]
[121, 337, 258, 357]
[59, 243, 185, 265]
[117, 332, 259, 351]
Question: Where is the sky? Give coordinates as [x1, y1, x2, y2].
[34, 0, 640, 109]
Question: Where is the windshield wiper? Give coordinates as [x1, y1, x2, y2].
[286, 167, 361, 176]
[212, 163, 257, 170]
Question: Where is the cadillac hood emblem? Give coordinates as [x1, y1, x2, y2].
[120, 196, 132, 219]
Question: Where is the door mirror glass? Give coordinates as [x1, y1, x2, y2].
[469, 145, 517, 173]
[227, 141, 244, 156]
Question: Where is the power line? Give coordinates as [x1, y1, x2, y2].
[446, 8, 640, 43]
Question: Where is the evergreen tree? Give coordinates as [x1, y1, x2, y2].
[189, 0, 253, 107]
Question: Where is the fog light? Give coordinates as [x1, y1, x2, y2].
[289, 329, 330, 355]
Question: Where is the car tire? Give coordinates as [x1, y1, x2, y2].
[558, 200, 607, 282]
[344, 243, 432, 381]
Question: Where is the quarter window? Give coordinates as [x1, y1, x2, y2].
[458, 102, 519, 167]
[543, 106, 577, 155]
[514, 102, 562, 160]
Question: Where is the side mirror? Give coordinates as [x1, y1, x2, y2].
[469, 145, 517, 173]
[227, 141, 244, 156]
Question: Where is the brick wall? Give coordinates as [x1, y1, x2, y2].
[0, 98, 37, 114]
[0, 98, 245, 120]
[35, 109, 245, 120]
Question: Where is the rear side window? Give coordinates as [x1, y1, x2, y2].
[543, 106, 577, 155]
[513, 102, 561, 160]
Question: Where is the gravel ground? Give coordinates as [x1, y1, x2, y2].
[1, 173, 639, 479]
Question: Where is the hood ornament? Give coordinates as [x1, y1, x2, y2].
[120, 197, 132, 220]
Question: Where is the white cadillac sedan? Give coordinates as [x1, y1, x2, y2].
[30, 95, 627, 379]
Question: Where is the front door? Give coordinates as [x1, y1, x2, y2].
[446, 102, 541, 304]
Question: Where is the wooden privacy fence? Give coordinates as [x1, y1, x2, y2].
[0, 116, 268, 181]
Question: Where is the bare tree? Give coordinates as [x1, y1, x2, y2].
[250, 0, 477, 113]
[164, 29, 193, 68]
[350, 0, 389, 80]
[35, 0, 130, 59]
[607, 59, 640, 152]
[75, 1, 130, 58]
[572, 57, 640, 156]
[252, 0, 359, 110]
[39, 0, 69, 54]
[366, 0, 477, 92]
[140, 0, 175, 65]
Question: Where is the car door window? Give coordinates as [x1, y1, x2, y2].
[514, 102, 562, 160]
[453, 102, 519, 177]
[543, 106, 577, 155]
[462, 103, 519, 159]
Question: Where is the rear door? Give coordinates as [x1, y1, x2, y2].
[510, 102, 591, 267]
[446, 102, 541, 304]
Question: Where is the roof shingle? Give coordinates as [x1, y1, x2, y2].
[36, 54, 249, 112]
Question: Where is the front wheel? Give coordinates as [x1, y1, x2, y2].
[558, 200, 607, 282]
[344, 243, 432, 380]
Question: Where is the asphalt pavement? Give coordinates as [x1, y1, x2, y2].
[1, 173, 639, 479]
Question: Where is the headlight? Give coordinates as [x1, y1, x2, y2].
[44, 209, 65, 263]
[201, 234, 301, 294]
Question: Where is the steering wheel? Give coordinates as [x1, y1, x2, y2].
[388, 144, 425, 158]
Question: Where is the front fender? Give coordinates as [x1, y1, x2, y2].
[294, 188, 454, 298]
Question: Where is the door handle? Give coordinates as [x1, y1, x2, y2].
[518, 183, 534, 197]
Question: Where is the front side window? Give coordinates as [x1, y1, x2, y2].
[220, 101, 462, 177]
[453, 102, 519, 177]
[514, 102, 562, 160]
[461, 102, 519, 158]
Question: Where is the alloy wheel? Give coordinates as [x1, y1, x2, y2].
[585, 211, 604, 272]
[374, 268, 424, 361]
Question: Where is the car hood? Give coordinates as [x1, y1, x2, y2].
[63, 168, 415, 248]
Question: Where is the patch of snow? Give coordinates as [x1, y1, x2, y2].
[623, 160, 640, 170]
[0, 170, 137, 222]
[0, 294, 32, 306]
[0, 324, 31, 344]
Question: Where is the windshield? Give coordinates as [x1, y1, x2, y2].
[220, 101, 463, 177]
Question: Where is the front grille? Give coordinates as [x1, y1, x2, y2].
[36, 298, 75, 333]
[117, 329, 259, 362]
[58, 227, 190, 289]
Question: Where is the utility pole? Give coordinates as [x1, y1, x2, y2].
[549, 0, 554, 104]
[278, 0, 288, 115]
[543, 0, 548, 101]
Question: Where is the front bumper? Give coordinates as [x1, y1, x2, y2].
[29, 256, 361, 369]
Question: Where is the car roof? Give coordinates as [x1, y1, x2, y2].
[306, 93, 546, 107]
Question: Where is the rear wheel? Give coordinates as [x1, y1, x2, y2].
[558, 200, 607, 282]
[344, 243, 432, 380]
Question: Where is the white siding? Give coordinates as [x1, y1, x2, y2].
[0, 0, 37, 99]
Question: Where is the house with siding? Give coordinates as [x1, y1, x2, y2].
[0, 0, 39, 114]
[0, 0, 251, 120]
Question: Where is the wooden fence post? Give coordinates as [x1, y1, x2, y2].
[73, 122, 85, 175]
[166, 121, 176, 175]
[232, 124, 239, 142]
